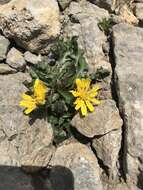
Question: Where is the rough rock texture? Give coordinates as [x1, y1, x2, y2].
[0, 63, 16, 74]
[0, 0, 11, 4]
[6, 47, 26, 70]
[113, 23, 143, 188]
[89, 0, 113, 11]
[135, 2, 143, 23]
[64, 1, 109, 72]
[90, 0, 138, 24]
[50, 141, 103, 190]
[0, 73, 54, 171]
[0, 167, 34, 190]
[24, 51, 42, 65]
[71, 100, 122, 138]
[0, 35, 10, 61]
[0, 0, 60, 53]
[92, 127, 121, 180]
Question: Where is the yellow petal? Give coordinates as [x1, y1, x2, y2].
[75, 99, 84, 110]
[86, 100, 94, 112]
[88, 85, 101, 97]
[19, 99, 36, 107]
[21, 93, 33, 101]
[82, 78, 91, 90]
[76, 78, 83, 91]
[70, 90, 80, 97]
[34, 79, 47, 104]
[24, 106, 36, 114]
[74, 98, 81, 105]
[90, 98, 101, 105]
[81, 102, 87, 116]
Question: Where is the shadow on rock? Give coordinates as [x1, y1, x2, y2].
[0, 165, 74, 190]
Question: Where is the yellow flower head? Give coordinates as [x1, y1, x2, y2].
[70, 78, 101, 116]
[19, 79, 47, 114]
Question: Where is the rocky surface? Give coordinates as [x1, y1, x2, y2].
[0, 63, 16, 74]
[6, 47, 26, 70]
[64, 1, 109, 72]
[0, 0, 11, 4]
[135, 2, 143, 23]
[113, 23, 143, 188]
[24, 51, 42, 65]
[92, 126, 121, 180]
[0, 35, 10, 61]
[50, 141, 103, 190]
[0, 0, 143, 190]
[71, 100, 122, 138]
[0, 0, 61, 53]
[90, 0, 138, 24]
[0, 73, 54, 172]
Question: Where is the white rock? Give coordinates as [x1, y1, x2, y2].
[0, 35, 10, 61]
[6, 47, 26, 70]
[0, 0, 60, 53]
[50, 141, 103, 190]
[113, 23, 143, 188]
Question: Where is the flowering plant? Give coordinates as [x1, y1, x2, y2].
[20, 37, 110, 144]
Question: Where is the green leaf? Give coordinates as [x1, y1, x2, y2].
[90, 67, 110, 82]
[57, 90, 74, 105]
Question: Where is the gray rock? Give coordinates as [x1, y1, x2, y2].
[0, 167, 34, 190]
[64, 1, 109, 72]
[0, 0, 60, 53]
[0, 63, 16, 74]
[24, 51, 42, 65]
[92, 127, 121, 180]
[135, 3, 143, 22]
[50, 141, 103, 190]
[89, 0, 113, 11]
[71, 100, 122, 138]
[104, 182, 140, 190]
[0, 73, 54, 172]
[113, 23, 143, 188]
[0, 0, 11, 4]
[6, 48, 26, 70]
[0, 35, 10, 61]
[90, 0, 138, 24]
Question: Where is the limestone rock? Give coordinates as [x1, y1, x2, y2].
[71, 100, 122, 138]
[0, 0, 60, 53]
[18, 118, 54, 173]
[0, 35, 10, 61]
[92, 127, 121, 180]
[50, 141, 103, 190]
[135, 3, 143, 23]
[0, 73, 54, 172]
[0, 63, 16, 74]
[0, 0, 11, 4]
[113, 23, 143, 188]
[6, 47, 26, 70]
[24, 51, 42, 65]
[90, 0, 138, 24]
[89, 0, 113, 11]
[64, 1, 109, 72]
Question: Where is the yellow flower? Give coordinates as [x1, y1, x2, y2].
[19, 79, 47, 114]
[70, 78, 101, 116]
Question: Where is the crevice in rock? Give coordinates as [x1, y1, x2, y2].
[107, 30, 127, 181]
[89, 0, 113, 13]
[91, 144, 109, 177]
